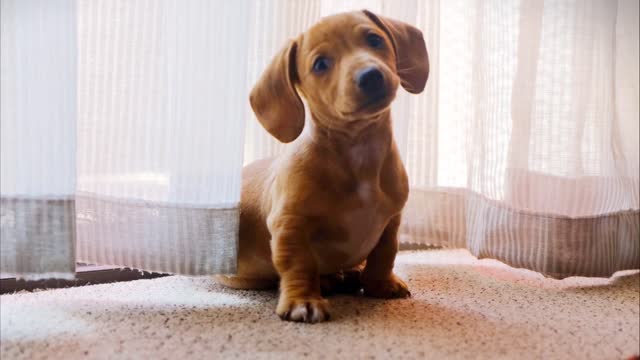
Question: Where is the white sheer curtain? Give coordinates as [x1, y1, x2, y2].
[2, 0, 638, 280]
[1, 0, 77, 279]
[243, 0, 640, 278]
[74, 0, 249, 275]
[2, 0, 249, 278]
[398, 0, 639, 277]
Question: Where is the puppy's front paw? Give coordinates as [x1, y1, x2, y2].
[363, 273, 410, 299]
[276, 295, 330, 323]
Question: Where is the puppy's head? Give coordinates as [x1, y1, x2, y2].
[250, 10, 429, 143]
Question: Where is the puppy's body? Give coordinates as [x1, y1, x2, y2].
[230, 114, 407, 281]
[218, 10, 428, 323]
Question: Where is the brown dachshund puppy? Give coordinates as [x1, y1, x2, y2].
[217, 10, 429, 323]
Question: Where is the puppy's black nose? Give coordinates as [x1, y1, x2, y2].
[356, 67, 385, 97]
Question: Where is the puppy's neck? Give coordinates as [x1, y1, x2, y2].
[308, 108, 392, 139]
[307, 109, 393, 177]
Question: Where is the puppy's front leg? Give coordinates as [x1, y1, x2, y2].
[270, 216, 329, 323]
[361, 215, 411, 298]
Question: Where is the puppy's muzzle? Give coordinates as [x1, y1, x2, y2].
[356, 66, 386, 100]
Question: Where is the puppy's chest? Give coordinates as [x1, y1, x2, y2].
[314, 178, 398, 272]
[309, 138, 406, 272]
[342, 180, 390, 245]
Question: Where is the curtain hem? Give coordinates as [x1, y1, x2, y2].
[401, 188, 640, 279]
[76, 193, 238, 276]
[1, 197, 76, 280]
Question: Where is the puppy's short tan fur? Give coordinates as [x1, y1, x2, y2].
[218, 10, 429, 323]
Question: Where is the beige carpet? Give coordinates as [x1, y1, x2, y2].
[1, 250, 639, 360]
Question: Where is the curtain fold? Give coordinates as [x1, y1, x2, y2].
[75, 0, 250, 275]
[399, 0, 640, 278]
[1, 0, 77, 279]
[2, 0, 250, 279]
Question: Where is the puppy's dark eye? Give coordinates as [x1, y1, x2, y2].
[366, 33, 384, 49]
[312, 56, 331, 74]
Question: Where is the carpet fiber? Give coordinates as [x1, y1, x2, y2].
[1, 250, 639, 359]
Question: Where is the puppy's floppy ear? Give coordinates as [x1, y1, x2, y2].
[249, 40, 304, 143]
[362, 10, 429, 94]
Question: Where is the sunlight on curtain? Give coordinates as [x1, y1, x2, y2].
[74, 0, 250, 275]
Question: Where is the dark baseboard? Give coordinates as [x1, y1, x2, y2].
[0, 265, 168, 294]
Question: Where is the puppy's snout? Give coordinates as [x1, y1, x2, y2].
[356, 67, 385, 98]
